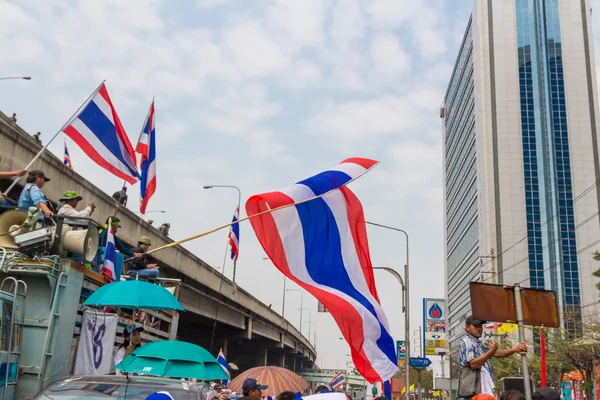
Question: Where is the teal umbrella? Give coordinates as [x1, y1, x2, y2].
[83, 280, 184, 311]
[117, 340, 228, 380]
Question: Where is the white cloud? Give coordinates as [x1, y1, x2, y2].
[279, 59, 322, 89]
[308, 93, 433, 140]
[369, 33, 410, 77]
[222, 21, 291, 79]
[329, 0, 366, 42]
[267, 0, 326, 50]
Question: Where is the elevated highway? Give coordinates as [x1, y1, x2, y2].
[0, 111, 316, 372]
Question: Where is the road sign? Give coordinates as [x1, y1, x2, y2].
[372, 387, 378, 395]
[409, 357, 432, 370]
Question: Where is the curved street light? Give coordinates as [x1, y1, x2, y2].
[366, 221, 410, 400]
[0, 76, 31, 80]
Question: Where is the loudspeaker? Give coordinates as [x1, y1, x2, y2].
[0, 210, 28, 249]
[51, 225, 99, 262]
[500, 377, 534, 394]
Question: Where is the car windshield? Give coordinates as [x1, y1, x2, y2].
[34, 381, 199, 400]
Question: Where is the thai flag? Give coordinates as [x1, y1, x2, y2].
[384, 380, 392, 399]
[229, 207, 239, 262]
[64, 140, 73, 169]
[329, 372, 344, 390]
[217, 348, 229, 384]
[246, 157, 398, 383]
[136, 100, 156, 214]
[63, 83, 139, 184]
[102, 221, 116, 281]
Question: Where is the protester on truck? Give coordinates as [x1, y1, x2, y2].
[98, 217, 141, 258]
[57, 191, 96, 218]
[128, 236, 159, 278]
[114, 325, 143, 375]
[0, 169, 26, 211]
[17, 170, 53, 220]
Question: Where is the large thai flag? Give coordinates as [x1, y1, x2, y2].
[329, 372, 345, 390]
[136, 100, 156, 214]
[63, 83, 139, 184]
[216, 348, 229, 384]
[246, 157, 398, 383]
[384, 380, 392, 399]
[229, 207, 239, 262]
[102, 222, 116, 281]
[64, 140, 73, 169]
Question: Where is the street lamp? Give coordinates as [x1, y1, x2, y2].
[366, 221, 410, 400]
[305, 321, 316, 345]
[203, 184, 241, 282]
[264, 257, 288, 320]
[300, 308, 312, 339]
[0, 76, 31, 80]
[286, 289, 303, 332]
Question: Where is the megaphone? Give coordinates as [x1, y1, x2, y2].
[50, 225, 99, 262]
[0, 210, 29, 249]
[60, 226, 99, 262]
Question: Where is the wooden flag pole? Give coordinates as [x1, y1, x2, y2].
[125, 161, 381, 261]
[5, 80, 106, 196]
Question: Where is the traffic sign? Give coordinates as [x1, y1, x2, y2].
[409, 357, 432, 370]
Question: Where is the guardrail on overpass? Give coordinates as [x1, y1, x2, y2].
[0, 111, 316, 370]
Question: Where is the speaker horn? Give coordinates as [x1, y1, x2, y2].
[0, 210, 28, 249]
[51, 225, 99, 262]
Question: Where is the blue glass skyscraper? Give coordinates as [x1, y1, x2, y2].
[443, 0, 600, 352]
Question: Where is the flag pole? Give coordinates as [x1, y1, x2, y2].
[4, 80, 106, 196]
[124, 161, 381, 261]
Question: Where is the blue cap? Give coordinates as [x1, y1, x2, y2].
[146, 392, 174, 400]
[125, 325, 144, 335]
[242, 378, 268, 391]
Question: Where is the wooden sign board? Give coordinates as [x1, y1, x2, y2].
[469, 282, 560, 328]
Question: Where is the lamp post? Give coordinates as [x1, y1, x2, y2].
[300, 308, 312, 339]
[203, 184, 241, 282]
[286, 289, 303, 332]
[0, 76, 31, 80]
[366, 221, 410, 400]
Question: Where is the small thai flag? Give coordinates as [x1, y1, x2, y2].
[64, 140, 73, 169]
[102, 218, 116, 281]
[136, 100, 156, 215]
[329, 371, 344, 389]
[217, 348, 229, 384]
[229, 207, 239, 262]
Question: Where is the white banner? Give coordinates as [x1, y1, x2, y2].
[74, 310, 118, 375]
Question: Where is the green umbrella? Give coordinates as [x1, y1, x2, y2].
[118, 340, 228, 381]
[83, 280, 184, 311]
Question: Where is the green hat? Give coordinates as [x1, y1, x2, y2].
[138, 236, 152, 245]
[60, 191, 83, 202]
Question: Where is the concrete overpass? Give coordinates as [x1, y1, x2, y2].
[0, 111, 316, 373]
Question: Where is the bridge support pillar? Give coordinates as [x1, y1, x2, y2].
[278, 351, 286, 368]
[292, 356, 297, 372]
[222, 337, 228, 356]
[256, 347, 268, 366]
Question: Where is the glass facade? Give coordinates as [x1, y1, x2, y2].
[443, 17, 478, 352]
[515, 0, 581, 329]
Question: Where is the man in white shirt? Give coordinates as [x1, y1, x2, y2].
[57, 191, 96, 218]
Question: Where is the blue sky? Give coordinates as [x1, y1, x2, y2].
[4, 0, 593, 374]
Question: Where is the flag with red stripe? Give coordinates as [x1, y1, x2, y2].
[63, 83, 139, 183]
[64, 140, 73, 169]
[136, 100, 156, 214]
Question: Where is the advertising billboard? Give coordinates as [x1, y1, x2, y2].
[423, 298, 446, 356]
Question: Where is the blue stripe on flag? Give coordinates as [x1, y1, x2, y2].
[77, 101, 138, 176]
[296, 170, 352, 196]
[295, 197, 396, 365]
